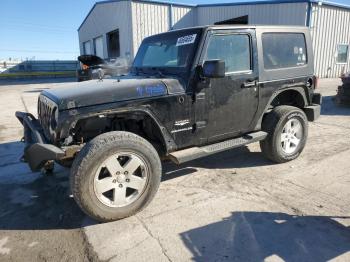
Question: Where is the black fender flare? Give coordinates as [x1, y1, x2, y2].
[269, 86, 310, 107]
[255, 87, 309, 130]
[58, 106, 177, 153]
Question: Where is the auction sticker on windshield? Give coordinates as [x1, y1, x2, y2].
[176, 34, 197, 47]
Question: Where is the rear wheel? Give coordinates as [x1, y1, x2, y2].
[70, 131, 162, 222]
[260, 106, 308, 163]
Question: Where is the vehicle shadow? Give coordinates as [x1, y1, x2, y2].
[180, 211, 350, 262]
[0, 141, 85, 230]
[0, 172, 86, 230]
[162, 146, 273, 181]
[321, 95, 350, 116]
[0, 142, 272, 230]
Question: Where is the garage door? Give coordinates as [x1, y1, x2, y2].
[83, 41, 92, 55]
[94, 36, 104, 58]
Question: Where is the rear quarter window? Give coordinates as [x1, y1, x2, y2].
[262, 33, 307, 70]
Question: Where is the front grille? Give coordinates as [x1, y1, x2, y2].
[38, 95, 57, 141]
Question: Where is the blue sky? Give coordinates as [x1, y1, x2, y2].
[1, 0, 350, 60]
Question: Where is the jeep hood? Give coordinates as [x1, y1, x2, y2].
[42, 78, 184, 110]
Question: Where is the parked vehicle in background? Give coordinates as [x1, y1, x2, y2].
[76, 55, 104, 82]
[337, 72, 350, 105]
[76, 55, 130, 82]
[16, 25, 322, 222]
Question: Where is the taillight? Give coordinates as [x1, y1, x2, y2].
[313, 76, 319, 89]
[82, 64, 89, 70]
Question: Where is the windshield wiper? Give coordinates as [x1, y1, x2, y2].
[133, 67, 147, 76]
[133, 67, 168, 78]
[151, 67, 165, 78]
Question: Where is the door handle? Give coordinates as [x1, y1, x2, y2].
[242, 80, 257, 88]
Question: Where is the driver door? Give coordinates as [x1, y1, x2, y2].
[196, 29, 259, 143]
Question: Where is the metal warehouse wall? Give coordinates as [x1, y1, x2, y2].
[131, 2, 169, 55]
[78, 1, 133, 59]
[78, 1, 350, 78]
[131, 2, 195, 54]
[172, 6, 195, 30]
[196, 2, 308, 26]
[128, 1, 314, 68]
[311, 3, 350, 78]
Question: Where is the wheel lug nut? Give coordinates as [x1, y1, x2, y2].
[116, 171, 120, 175]
[124, 171, 128, 175]
[119, 184, 123, 188]
[126, 179, 130, 183]
[112, 179, 117, 183]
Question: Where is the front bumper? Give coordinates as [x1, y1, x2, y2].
[15, 111, 65, 171]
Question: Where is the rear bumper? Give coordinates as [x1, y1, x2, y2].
[304, 93, 322, 122]
[15, 111, 65, 171]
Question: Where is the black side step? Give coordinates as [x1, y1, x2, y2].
[168, 131, 268, 165]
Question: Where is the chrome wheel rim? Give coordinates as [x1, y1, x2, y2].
[93, 152, 148, 208]
[280, 118, 303, 154]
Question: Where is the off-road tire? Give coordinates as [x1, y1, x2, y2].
[260, 106, 308, 163]
[70, 131, 162, 222]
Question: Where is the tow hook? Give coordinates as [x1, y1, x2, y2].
[41, 160, 55, 175]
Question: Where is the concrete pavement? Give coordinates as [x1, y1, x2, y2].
[0, 78, 349, 261]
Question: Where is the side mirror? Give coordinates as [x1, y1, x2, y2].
[202, 59, 225, 78]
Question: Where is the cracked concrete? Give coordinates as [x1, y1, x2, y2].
[83, 78, 350, 261]
[0, 78, 349, 261]
[0, 237, 11, 255]
[84, 216, 169, 262]
[0, 79, 98, 262]
[136, 215, 173, 262]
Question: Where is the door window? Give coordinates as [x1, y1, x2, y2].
[205, 34, 251, 74]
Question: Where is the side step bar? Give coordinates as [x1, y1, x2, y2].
[168, 131, 268, 165]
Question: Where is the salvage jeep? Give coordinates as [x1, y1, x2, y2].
[16, 26, 322, 222]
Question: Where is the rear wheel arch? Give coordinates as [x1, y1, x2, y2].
[255, 87, 309, 130]
[270, 88, 309, 109]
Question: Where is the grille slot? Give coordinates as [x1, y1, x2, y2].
[38, 95, 57, 141]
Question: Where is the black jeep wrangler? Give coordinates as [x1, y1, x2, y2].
[16, 26, 322, 222]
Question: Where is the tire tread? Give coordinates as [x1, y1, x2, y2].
[70, 131, 161, 222]
[260, 106, 308, 163]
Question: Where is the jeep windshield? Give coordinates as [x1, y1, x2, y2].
[132, 28, 202, 75]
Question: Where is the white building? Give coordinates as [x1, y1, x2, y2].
[78, 0, 350, 78]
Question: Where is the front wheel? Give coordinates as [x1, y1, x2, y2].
[70, 131, 162, 222]
[260, 106, 308, 163]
